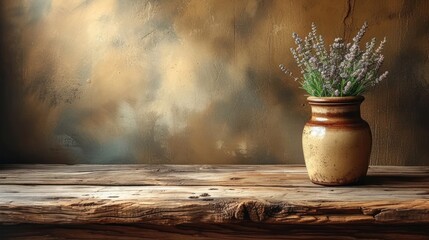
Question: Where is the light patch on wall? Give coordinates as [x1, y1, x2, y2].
[3, 0, 427, 165]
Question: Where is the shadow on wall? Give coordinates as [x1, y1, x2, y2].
[0, 0, 428, 164]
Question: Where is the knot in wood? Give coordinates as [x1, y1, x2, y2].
[234, 200, 270, 222]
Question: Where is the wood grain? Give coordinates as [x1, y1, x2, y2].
[0, 165, 428, 225]
[1, 164, 428, 186]
[1, 164, 428, 239]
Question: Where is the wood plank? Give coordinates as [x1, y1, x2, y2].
[0, 165, 428, 227]
[1, 194, 428, 225]
[1, 165, 428, 187]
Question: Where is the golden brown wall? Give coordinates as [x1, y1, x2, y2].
[0, 0, 428, 164]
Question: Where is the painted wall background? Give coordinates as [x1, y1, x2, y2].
[0, 0, 428, 165]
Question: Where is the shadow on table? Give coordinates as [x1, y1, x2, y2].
[362, 174, 429, 186]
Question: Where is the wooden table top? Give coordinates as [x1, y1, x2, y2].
[0, 164, 428, 227]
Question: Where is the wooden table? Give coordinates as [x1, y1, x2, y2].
[0, 165, 428, 239]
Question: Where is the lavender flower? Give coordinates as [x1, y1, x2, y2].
[374, 71, 389, 85]
[279, 22, 388, 97]
[374, 37, 387, 55]
[353, 22, 368, 44]
[292, 33, 303, 45]
[279, 64, 293, 77]
[343, 81, 352, 94]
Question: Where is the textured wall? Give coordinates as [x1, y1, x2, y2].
[0, 0, 428, 164]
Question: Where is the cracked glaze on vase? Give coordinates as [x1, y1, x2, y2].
[302, 96, 372, 186]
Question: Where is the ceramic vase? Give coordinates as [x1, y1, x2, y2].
[302, 96, 372, 186]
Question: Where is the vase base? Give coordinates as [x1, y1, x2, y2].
[310, 177, 365, 186]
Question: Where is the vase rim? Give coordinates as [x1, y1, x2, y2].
[307, 95, 364, 105]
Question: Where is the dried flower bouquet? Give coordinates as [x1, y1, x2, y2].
[280, 22, 388, 97]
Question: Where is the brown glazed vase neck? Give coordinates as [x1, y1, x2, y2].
[306, 96, 365, 126]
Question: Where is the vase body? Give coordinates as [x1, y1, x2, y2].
[302, 96, 372, 186]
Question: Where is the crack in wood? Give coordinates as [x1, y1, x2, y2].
[342, 0, 355, 39]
